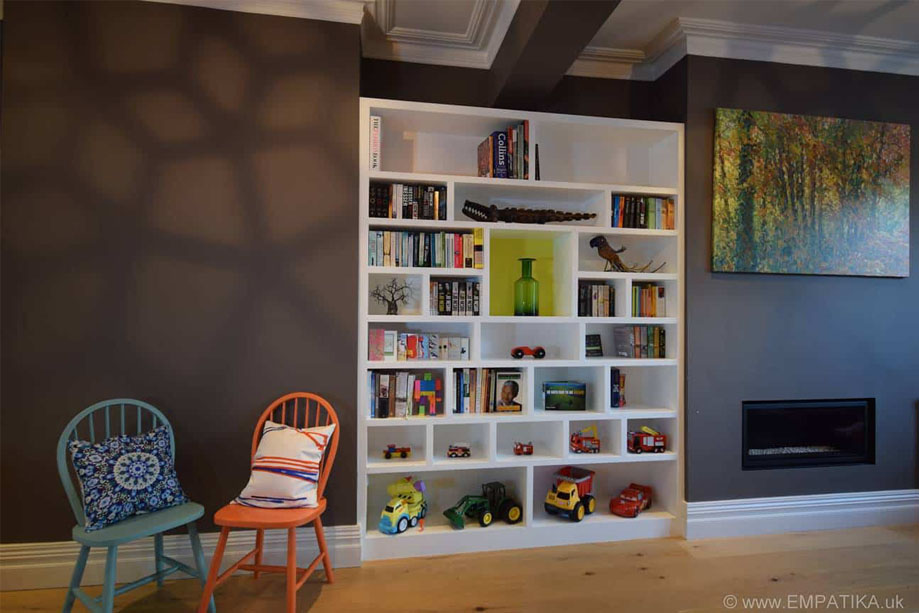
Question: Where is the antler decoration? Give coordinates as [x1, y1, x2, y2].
[462, 200, 596, 225]
[589, 236, 666, 273]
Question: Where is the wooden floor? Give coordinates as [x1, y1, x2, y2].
[2, 525, 917, 612]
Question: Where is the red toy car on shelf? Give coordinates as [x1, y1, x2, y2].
[513, 441, 534, 455]
[610, 483, 653, 518]
[383, 444, 411, 459]
[511, 346, 546, 359]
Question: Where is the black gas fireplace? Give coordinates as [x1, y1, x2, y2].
[742, 398, 875, 470]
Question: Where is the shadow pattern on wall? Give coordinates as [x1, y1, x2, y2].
[1, 1, 359, 540]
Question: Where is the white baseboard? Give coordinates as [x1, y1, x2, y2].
[0, 524, 361, 592]
[685, 489, 919, 540]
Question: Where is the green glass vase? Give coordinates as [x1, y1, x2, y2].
[514, 258, 539, 316]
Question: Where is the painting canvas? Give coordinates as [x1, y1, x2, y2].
[713, 108, 910, 277]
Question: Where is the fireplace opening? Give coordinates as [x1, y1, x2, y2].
[742, 398, 875, 470]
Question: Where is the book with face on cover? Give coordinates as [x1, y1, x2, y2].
[494, 370, 523, 412]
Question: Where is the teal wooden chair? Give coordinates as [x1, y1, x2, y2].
[57, 399, 216, 613]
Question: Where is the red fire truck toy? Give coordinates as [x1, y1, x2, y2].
[513, 441, 534, 455]
[627, 426, 667, 454]
[570, 425, 601, 454]
[610, 483, 653, 518]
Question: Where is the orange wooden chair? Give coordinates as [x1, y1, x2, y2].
[197, 393, 339, 613]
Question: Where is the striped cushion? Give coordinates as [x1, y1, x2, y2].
[234, 421, 335, 508]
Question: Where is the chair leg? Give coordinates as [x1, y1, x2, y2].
[101, 546, 118, 613]
[314, 516, 335, 584]
[197, 527, 229, 613]
[188, 522, 216, 613]
[62, 545, 90, 613]
[154, 533, 165, 588]
[253, 529, 265, 580]
[286, 527, 297, 613]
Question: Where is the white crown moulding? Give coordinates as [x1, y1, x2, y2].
[144, 0, 367, 24]
[567, 17, 919, 81]
[362, 0, 521, 69]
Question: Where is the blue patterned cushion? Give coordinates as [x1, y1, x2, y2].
[69, 425, 188, 531]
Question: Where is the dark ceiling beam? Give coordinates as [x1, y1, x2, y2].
[487, 0, 620, 109]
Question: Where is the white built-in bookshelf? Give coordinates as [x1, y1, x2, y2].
[358, 98, 684, 560]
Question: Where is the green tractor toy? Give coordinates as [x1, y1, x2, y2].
[443, 481, 523, 529]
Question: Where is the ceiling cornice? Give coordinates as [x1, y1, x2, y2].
[362, 0, 520, 69]
[144, 0, 366, 24]
[568, 17, 919, 81]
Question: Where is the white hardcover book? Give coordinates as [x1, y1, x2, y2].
[439, 337, 449, 360]
[460, 338, 469, 361]
[370, 115, 382, 170]
[383, 331, 397, 361]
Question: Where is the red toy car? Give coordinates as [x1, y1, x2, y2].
[610, 483, 653, 518]
[511, 346, 546, 359]
[383, 444, 411, 459]
[513, 441, 534, 455]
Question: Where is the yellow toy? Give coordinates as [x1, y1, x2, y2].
[379, 476, 427, 534]
[544, 466, 596, 522]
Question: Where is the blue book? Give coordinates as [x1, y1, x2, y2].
[612, 196, 620, 227]
[492, 131, 508, 178]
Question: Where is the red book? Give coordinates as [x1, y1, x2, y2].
[454, 234, 462, 268]
[406, 334, 418, 359]
[368, 329, 384, 361]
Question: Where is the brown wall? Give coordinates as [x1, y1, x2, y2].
[1, 0, 359, 542]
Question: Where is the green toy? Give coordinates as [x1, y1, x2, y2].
[443, 481, 522, 529]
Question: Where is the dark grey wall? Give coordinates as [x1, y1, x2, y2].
[1, 0, 359, 542]
[684, 55, 919, 501]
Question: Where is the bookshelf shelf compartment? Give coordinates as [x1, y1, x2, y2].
[496, 421, 566, 463]
[360, 98, 683, 560]
[480, 322, 580, 362]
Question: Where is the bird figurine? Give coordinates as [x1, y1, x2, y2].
[589, 236, 666, 273]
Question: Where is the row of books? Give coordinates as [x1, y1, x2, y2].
[632, 284, 668, 317]
[369, 183, 447, 220]
[368, 330, 469, 362]
[578, 283, 615, 317]
[431, 280, 481, 316]
[369, 370, 444, 419]
[477, 121, 529, 180]
[613, 325, 667, 359]
[455, 369, 524, 414]
[612, 195, 675, 230]
[610, 368, 627, 408]
[368, 229, 484, 269]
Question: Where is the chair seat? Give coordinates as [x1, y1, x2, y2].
[72, 502, 205, 547]
[214, 498, 326, 529]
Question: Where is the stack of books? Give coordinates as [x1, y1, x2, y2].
[477, 121, 529, 179]
[614, 325, 667, 359]
[431, 280, 481, 316]
[368, 330, 469, 362]
[454, 369, 523, 414]
[632, 284, 667, 317]
[578, 282, 614, 317]
[612, 195, 675, 229]
[369, 370, 444, 419]
[370, 183, 447, 220]
[369, 228, 483, 268]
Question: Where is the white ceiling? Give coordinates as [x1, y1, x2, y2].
[361, 0, 919, 78]
[590, 0, 919, 50]
[148, 0, 919, 77]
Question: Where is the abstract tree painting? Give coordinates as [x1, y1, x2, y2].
[713, 108, 910, 277]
